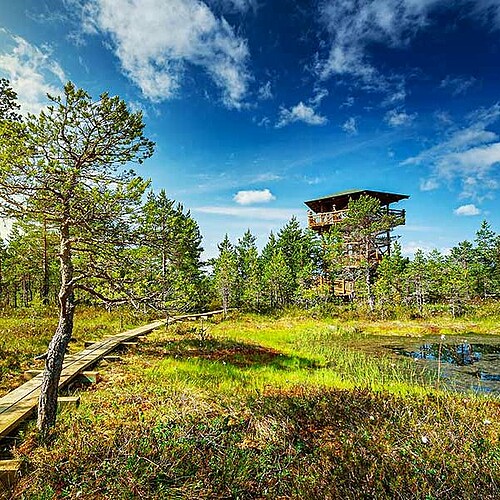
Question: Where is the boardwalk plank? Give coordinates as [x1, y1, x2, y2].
[0, 311, 224, 439]
[0, 319, 166, 439]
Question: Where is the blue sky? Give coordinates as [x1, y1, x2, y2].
[0, 0, 499, 257]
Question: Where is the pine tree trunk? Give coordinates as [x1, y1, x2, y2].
[365, 240, 374, 311]
[42, 218, 50, 305]
[37, 218, 74, 438]
[36, 293, 75, 436]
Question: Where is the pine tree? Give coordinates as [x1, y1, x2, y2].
[425, 249, 445, 303]
[213, 235, 238, 314]
[262, 248, 293, 310]
[276, 217, 304, 289]
[0, 81, 154, 435]
[235, 230, 261, 310]
[406, 249, 429, 315]
[374, 241, 408, 317]
[136, 190, 204, 311]
[474, 220, 499, 297]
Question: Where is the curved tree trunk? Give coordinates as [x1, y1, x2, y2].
[37, 217, 74, 438]
[36, 293, 75, 436]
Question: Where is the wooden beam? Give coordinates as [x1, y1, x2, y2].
[0, 460, 22, 490]
[58, 396, 80, 409]
[103, 355, 122, 362]
[23, 370, 42, 381]
[120, 342, 138, 349]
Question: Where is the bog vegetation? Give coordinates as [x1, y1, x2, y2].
[5, 313, 500, 499]
[0, 79, 499, 497]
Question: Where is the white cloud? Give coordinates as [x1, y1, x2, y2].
[436, 143, 500, 198]
[340, 96, 354, 108]
[405, 127, 498, 167]
[309, 87, 329, 107]
[454, 204, 482, 216]
[0, 33, 66, 115]
[419, 178, 439, 191]
[208, 0, 256, 14]
[276, 102, 327, 128]
[385, 109, 416, 127]
[434, 110, 454, 126]
[342, 117, 358, 135]
[194, 205, 297, 220]
[440, 75, 476, 96]
[471, 0, 500, 27]
[403, 103, 500, 199]
[467, 102, 500, 124]
[233, 188, 275, 205]
[257, 81, 273, 100]
[249, 172, 282, 183]
[401, 241, 434, 257]
[382, 87, 406, 106]
[400, 240, 451, 257]
[302, 175, 323, 185]
[316, 1, 500, 97]
[71, 0, 251, 108]
[256, 116, 271, 127]
[317, 0, 439, 92]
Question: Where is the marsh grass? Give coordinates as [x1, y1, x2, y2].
[13, 386, 500, 499]
[0, 307, 152, 396]
[4, 311, 500, 498]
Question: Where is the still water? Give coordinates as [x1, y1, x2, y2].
[386, 337, 500, 394]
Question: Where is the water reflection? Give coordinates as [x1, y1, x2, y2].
[396, 341, 500, 365]
[389, 340, 500, 393]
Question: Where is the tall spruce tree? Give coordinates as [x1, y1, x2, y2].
[374, 242, 408, 316]
[262, 247, 293, 310]
[235, 229, 261, 310]
[406, 249, 429, 315]
[474, 220, 499, 297]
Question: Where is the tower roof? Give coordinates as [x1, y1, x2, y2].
[304, 189, 409, 213]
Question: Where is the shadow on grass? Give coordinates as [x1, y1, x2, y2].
[140, 337, 319, 370]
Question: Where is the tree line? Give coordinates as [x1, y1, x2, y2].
[211, 212, 500, 317]
[0, 189, 206, 312]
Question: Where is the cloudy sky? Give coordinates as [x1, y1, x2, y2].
[1, 0, 499, 257]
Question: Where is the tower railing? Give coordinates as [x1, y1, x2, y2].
[307, 208, 405, 230]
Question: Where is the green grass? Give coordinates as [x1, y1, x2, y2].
[0, 306, 154, 397]
[138, 316, 431, 398]
[4, 311, 500, 499]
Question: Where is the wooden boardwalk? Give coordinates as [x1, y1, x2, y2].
[0, 310, 224, 441]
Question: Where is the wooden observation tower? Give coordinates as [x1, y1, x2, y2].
[305, 189, 409, 296]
